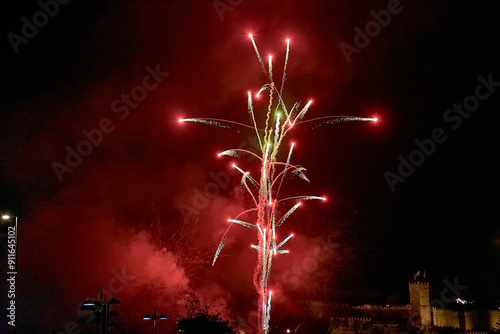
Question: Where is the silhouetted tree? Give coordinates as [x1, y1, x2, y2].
[176, 293, 237, 334]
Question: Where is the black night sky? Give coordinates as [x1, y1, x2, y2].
[1, 1, 500, 332]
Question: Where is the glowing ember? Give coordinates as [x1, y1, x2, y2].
[181, 36, 374, 334]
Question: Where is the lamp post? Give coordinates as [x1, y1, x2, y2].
[2, 215, 18, 272]
[143, 308, 168, 334]
[79, 290, 120, 334]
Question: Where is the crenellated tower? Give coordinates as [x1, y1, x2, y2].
[409, 271, 432, 328]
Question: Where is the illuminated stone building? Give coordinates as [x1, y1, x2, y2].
[307, 274, 500, 333]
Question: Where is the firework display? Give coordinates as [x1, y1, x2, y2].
[180, 35, 376, 333]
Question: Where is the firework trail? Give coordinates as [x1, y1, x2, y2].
[280, 39, 290, 95]
[180, 35, 376, 334]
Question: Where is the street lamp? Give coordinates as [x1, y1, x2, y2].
[2, 215, 18, 272]
[143, 307, 168, 334]
[78, 290, 120, 334]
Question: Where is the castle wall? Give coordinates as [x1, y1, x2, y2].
[353, 305, 411, 324]
[306, 281, 500, 332]
[464, 311, 478, 330]
[306, 301, 411, 324]
[431, 309, 500, 330]
[432, 308, 460, 328]
[488, 310, 500, 331]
